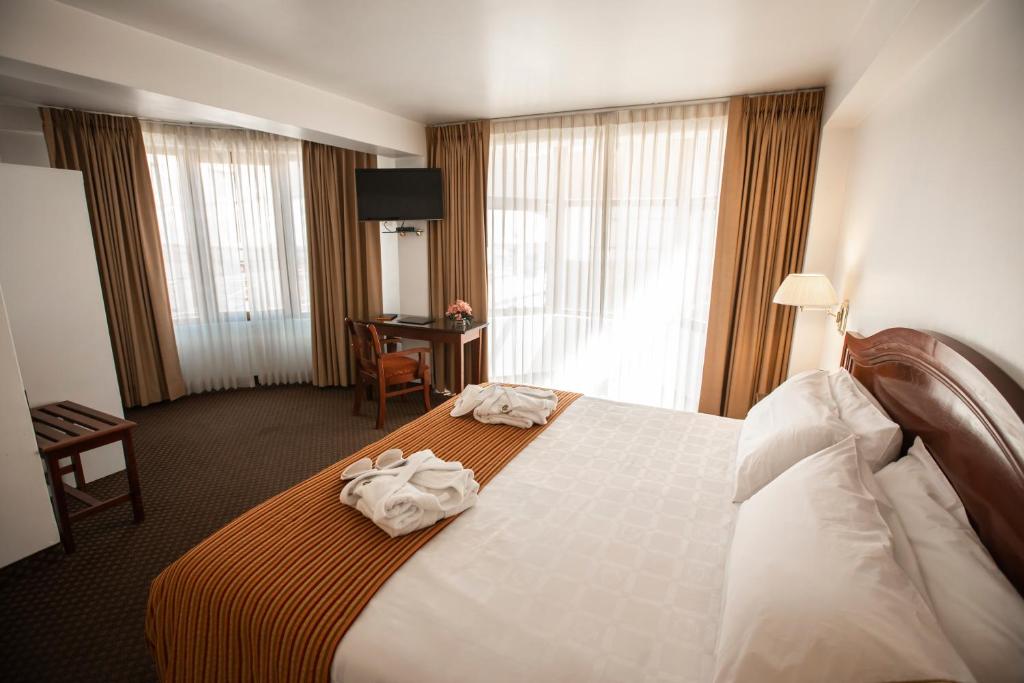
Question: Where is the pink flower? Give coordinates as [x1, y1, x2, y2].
[446, 299, 473, 318]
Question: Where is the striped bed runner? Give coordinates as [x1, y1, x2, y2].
[146, 389, 581, 682]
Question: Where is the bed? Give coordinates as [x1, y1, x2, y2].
[332, 397, 739, 683]
[841, 328, 1024, 593]
[146, 327, 1024, 682]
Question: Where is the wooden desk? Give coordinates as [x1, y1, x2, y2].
[361, 318, 488, 392]
[32, 400, 144, 553]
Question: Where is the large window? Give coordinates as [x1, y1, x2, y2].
[487, 102, 728, 410]
[144, 123, 310, 393]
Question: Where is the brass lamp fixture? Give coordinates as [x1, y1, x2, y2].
[773, 273, 849, 334]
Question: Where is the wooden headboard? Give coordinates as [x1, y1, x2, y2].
[842, 328, 1024, 597]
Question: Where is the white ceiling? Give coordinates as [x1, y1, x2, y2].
[57, 0, 871, 125]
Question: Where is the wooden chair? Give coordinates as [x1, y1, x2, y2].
[346, 318, 431, 429]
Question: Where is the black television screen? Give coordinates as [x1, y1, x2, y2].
[355, 168, 444, 221]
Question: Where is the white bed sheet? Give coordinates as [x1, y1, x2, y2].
[331, 397, 742, 683]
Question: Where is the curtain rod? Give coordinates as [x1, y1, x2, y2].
[37, 104, 256, 132]
[140, 117, 246, 131]
[430, 86, 824, 127]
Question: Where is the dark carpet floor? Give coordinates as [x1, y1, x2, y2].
[0, 383, 434, 682]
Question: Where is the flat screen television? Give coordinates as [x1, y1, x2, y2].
[355, 168, 444, 221]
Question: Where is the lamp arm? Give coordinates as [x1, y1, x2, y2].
[795, 299, 849, 334]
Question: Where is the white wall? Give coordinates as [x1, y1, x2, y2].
[804, 0, 1024, 385]
[380, 232, 400, 313]
[0, 130, 48, 167]
[0, 284, 60, 567]
[823, 0, 981, 128]
[375, 156, 400, 313]
[396, 229, 430, 317]
[393, 156, 431, 316]
[0, 104, 48, 167]
[375, 154, 432, 317]
[0, 163, 126, 482]
[788, 126, 855, 373]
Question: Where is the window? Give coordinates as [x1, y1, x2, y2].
[487, 103, 728, 410]
[144, 123, 311, 393]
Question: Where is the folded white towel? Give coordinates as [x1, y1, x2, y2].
[340, 449, 479, 538]
[451, 384, 558, 428]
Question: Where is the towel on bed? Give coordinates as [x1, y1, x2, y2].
[340, 449, 479, 537]
[451, 384, 558, 428]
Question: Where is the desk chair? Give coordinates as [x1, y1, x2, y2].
[345, 318, 432, 429]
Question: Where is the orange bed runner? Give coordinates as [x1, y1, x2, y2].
[146, 390, 581, 682]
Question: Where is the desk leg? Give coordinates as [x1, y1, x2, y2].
[476, 330, 485, 383]
[45, 455, 75, 553]
[469, 335, 482, 385]
[123, 432, 145, 524]
[455, 340, 466, 393]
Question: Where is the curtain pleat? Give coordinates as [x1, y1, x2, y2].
[487, 103, 728, 411]
[142, 122, 311, 393]
[302, 141, 381, 387]
[427, 121, 490, 393]
[40, 108, 185, 408]
[699, 90, 825, 418]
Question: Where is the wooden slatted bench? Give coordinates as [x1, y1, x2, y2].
[31, 400, 144, 553]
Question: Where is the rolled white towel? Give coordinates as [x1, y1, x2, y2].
[450, 384, 487, 417]
[451, 384, 557, 428]
[340, 450, 479, 538]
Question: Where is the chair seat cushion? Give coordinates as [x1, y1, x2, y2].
[380, 354, 423, 379]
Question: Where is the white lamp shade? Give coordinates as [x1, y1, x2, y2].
[773, 273, 839, 309]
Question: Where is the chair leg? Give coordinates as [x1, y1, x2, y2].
[352, 373, 363, 416]
[45, 455, 75, 553]
[71, 453, 85, 488]
[422, 374, 432, 413]
[376, 378, 387, 430]
[122, 433, 145, 524]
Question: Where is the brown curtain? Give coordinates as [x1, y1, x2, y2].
[427, 121, 490, 393]
[303, 141, 381, 387]
[699, 90, 824, 418]
[40, 108, 185, 408]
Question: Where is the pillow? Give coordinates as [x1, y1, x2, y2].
[715, 436, 975, 683]
[826, 369, 903, 470]
[877, 438, 1024, 683]
[733, 370, 849, 501]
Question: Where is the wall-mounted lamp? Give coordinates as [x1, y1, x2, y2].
[773, 273, 849, 334]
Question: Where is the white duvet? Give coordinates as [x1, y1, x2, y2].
[331, 397, 742, 683]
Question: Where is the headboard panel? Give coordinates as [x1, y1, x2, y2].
[842, 328, 1024, 596]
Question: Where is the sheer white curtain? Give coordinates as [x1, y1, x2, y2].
[143, 122, 311, 394]
[487, 102, 728, 410]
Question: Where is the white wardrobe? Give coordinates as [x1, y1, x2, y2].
[0, 286, 58, 566]
[0, 162, 126, 567]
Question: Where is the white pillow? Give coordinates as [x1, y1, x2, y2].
[827, 369, 902, 471]
[715, 436, 975, 683]
[877, 438, 1024, 683]
[733, 370, 849, 501]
